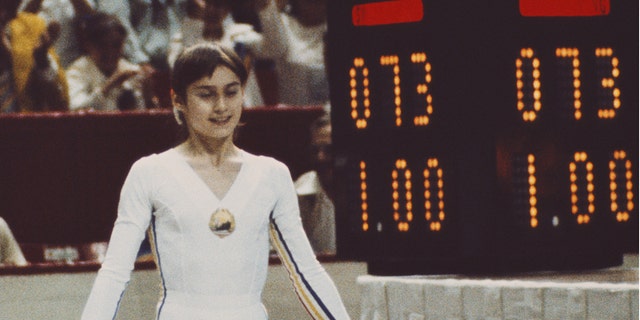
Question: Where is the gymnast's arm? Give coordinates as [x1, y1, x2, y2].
[80, 158, 155, 320]
[269, 161, 350, 320]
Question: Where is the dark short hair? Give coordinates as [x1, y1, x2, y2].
[76, 12, 127, 48]
[171, 42, 248, 101]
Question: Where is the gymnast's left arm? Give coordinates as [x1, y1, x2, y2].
[269, 161, 351, 320]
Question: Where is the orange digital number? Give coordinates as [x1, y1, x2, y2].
[359, 158, 446, 233]
[380, 55, 402, 126]
[610, 150, 634, 222]
[350, 57, 371, 129]
[411, 52, 433, 126]
[392, 159, 412, 231]
[526, 154, 539, 228]
[569, 152, 595, 224]
[595, 47, 621, 119]
[521, 149, 635, 228]
[515, 48, 542, 122]
[516, 47, 623, 121]
[359, 161, 370, 231]
[351, 53, 434, 129]
[555, 48, 582, 120]
[423, 158, 445, 231]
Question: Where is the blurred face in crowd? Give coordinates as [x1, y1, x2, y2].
[311, 122, 333, 194]
[86, 30, 126, 77]
[202, 0, 231, 40]
[175, 66, 244, 142]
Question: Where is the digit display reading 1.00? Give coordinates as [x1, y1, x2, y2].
[328, 0, 638, 274]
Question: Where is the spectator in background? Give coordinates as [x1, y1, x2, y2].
[130, 0, 180, 71]
[0, 217, 28, 266]
[256, 0, 329, 107]
[128, 0, 184, 107]
[167, 0, 266, 107]
[118, 0, 183, 72]
[90, 0, 150, 66]
[1, 0, 68, 112]
[295, 112, 336, 255]
[20, 0, 93, 68]
[66, 12, 155, 111]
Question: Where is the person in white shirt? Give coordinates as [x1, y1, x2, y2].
[167, 0, 266, 107]
[81, 42, 350, 320]
[66, 12, 154, 111]
[94, 0, 186, 71]
[256, 0, 329, 107]
[20, 0, 93, 68]
[295, 113, 336, 255]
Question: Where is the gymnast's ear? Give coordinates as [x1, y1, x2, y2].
[171, 89, 186, 110]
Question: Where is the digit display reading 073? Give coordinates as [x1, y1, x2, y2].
[327, 0, 638, 275]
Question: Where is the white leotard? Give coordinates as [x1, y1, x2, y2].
[81, 148, 349, 320]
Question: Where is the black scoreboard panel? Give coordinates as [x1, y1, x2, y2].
[327, 0, 638, 275]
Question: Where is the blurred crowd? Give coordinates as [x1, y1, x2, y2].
[0, 0, 330, 113]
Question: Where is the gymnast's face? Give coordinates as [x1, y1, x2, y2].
[176, 66, 244, 141]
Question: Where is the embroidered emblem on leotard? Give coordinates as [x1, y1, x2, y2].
[209, 208, 235, 238]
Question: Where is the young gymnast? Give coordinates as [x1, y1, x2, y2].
[80, 42, 350, 320]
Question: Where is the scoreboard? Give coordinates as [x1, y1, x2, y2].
[327, 0, 638, 275]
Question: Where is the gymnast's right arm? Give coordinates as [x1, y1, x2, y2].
[81, 158, 155, 320]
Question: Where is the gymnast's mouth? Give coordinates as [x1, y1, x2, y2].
[209, 116, 232, 125]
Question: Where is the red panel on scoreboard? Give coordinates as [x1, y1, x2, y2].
[520, 0, 610, 17]
[352, 0, 423, 26]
